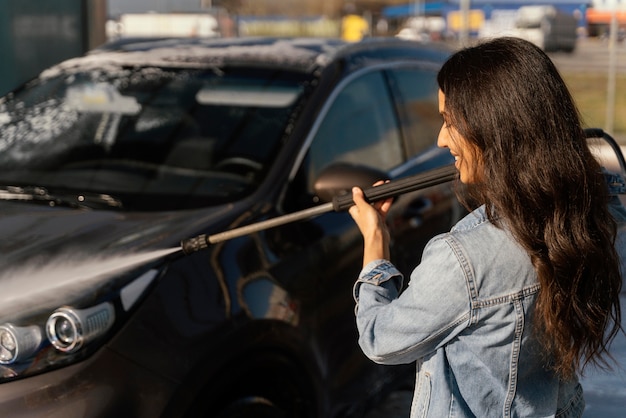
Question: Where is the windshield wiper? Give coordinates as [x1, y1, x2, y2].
[0, 186, 123, 209]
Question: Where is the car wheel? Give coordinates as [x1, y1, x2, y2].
[214, 397, 288, 418]
[186, 350, 318, 418]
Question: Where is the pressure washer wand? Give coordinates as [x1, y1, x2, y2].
[180, 164, 457, 254]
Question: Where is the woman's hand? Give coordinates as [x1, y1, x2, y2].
[348, 181, 393, 267]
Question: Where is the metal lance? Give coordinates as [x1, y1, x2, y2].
[181, 164, 458, 254]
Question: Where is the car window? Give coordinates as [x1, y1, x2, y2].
[306, 71, 403, 190]
[0, 67, 309, 211]
[387, 68, 441, 157]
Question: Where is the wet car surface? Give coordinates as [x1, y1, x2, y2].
[0, 37, 461, 417]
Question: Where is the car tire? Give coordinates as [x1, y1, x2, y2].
[214, 397, 288, 418]
[186, 349, 318, 418]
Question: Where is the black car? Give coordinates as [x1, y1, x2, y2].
[0, 37, 461, 417]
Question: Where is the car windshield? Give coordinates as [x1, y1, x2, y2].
[0, 65, 308, 211]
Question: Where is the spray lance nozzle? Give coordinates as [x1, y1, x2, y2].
[179, 164, 458, 255]
[181, 234, 209, 255]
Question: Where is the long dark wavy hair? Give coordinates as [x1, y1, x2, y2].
[437, 37, 622, 379]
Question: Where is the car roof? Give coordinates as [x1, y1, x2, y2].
[39, 37, 452, 79]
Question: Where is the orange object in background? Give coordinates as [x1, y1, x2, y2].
[587, 8, 626, 24]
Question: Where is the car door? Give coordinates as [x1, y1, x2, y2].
[264, 65, 458, 412]
[383, 65, 463, 276]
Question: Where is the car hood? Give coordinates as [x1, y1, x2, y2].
[0, 200, 232, 267]
[0, 200, 234, 317]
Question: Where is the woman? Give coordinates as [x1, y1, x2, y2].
[349, 37, 623, 417]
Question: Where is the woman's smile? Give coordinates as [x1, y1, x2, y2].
[436, 90, 481, 184]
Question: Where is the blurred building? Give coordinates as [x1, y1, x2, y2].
[0, 0, 107, 96]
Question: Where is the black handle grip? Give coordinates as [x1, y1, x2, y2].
[584, 128, 604, 139]
[331, 164, 457, 212]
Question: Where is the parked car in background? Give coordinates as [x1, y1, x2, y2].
[514, 5, 578, 53]
[0, 37, 461, 417]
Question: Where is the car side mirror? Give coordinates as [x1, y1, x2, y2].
[313, 163, 389, 203]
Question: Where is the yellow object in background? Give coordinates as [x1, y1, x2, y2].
[342, 14, 369, 42]
[447, 10, 484, 32]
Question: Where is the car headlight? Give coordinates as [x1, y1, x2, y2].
[46, 303, 115, 353]
[0, 324, 41, 365]
[0, 268, 159, 382]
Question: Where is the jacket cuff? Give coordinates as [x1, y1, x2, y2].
[353, 259, 404, 302]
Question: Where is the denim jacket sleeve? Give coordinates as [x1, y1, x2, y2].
[605, 170, 626, 219]
[353, 235, 472, 365]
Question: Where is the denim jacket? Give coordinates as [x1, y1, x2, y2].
[606, 171, 626, 276]
[353, 172, 626, 418]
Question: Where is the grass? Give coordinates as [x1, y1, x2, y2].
[562, 72, 626, 143]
